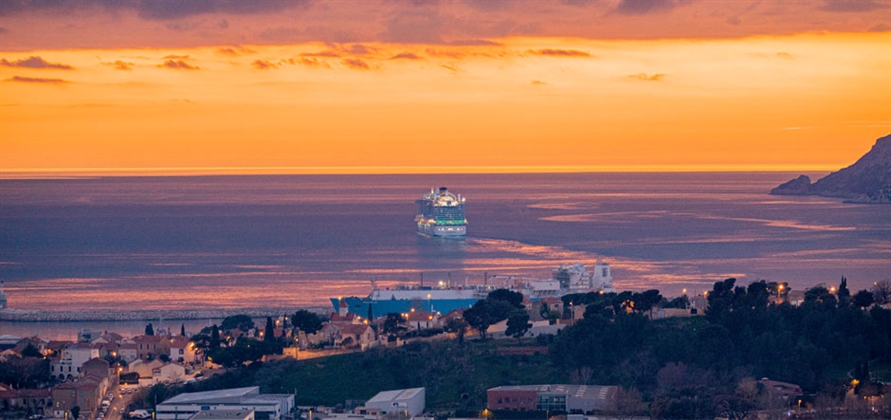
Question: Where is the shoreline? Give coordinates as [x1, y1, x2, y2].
[0, 306, 329, 323]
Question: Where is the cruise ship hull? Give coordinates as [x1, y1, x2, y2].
[417, 222, 466, 237]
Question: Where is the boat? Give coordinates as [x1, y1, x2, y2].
[331, 262, 614, 316]
[415, 187, 466, 236]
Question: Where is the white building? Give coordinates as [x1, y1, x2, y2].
[51, 343, 100, 380]
[364, 388, 425, 417]
[156, 387, 294, 420]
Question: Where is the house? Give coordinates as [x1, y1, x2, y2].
[128, 359, 164, 379]
[135, 335, 170, 360]
[364, 387, 425, 417]
[0, 383, 52, 415]
[337, 324, 376, 350]
[119, 342, 139, 362]
[330, 300, 360, 324]
[405, 311, 440, 330]
[155, 386, 294, 420]
[152, 363, 186, 384]
[169, 336, 198, 364]
[51, 375, 108, 418]
[487, 385, 617, 413]
[758, 378, 802, 399]
[14, 336, 49, 355]
[531, 297, 564, 322]
[0, 348, 19, 362]
[51, 343, 100, 381]
[81, 358, 111, 380]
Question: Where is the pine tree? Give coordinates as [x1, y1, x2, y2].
[180, 323, 186, 336]
[264, 317, 275, 342]
[210, 324, 221, 349]
[145, 323, 154, 336]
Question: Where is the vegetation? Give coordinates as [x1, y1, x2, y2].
[292, 310, 323, 335]
[134, 278, 890, 419]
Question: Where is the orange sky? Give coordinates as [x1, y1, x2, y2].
[1, 0, 890, 175]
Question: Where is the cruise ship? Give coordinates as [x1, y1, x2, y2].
[415, 187, 466, 237]
[331, 262, 614, 316]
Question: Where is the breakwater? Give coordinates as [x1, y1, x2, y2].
[0, 307, 327, 323]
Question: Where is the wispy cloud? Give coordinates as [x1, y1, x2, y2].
[252, 59, 280, 70]
[630, 73, 667, 81]
[615, 0, 678, 15]
[159, 60, 199, 70]
[341, 58, 370, 70]
[103, 60, 135, 71]
[821, 0, 888, 12]
[1, 56, 73, 70]
[288, 57, 331, 68]
[6, 76, 69, 84]
[217, 46, 257, 56]
[531, 80, 546, 85]
[528, 49, 591, 57]
[301, 51, 340, 58]
[163, 54, 190, 60]
[390, 52, 423, 60]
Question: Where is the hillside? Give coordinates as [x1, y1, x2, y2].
[771, 134, 891, 203]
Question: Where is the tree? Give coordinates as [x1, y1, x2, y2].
[210, 324, 221, 349]
[70, 406, 80, 420]
[221, 314, 254, 332]
[837, 277, 851, 306]
[292, 310, 323, 335]
[487, 289, 525, 308]
[505, 310, 531, 341]
[872, 279, 891, 305]
[145, 323, 154, 336]
[180, 323, 186, 336]
[383, 313, 405, 337]
[367, 305, 374, 322]
[158, 353, 170, 363]
[854, 290, 875, 308]
[21, 343, 42, 358]
[464, 299, 514, 340]
[264, 317, 275, 342]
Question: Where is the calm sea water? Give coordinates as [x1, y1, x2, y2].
[1, 173, 889, 315]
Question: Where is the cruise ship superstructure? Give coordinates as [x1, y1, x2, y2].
[332, 261, 614, 316]
[415, 187, 466, 237]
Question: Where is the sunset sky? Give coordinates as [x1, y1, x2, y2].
[1, 0, 889, 175]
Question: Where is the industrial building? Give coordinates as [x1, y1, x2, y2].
[487, 385, 617, 413]
[364, 387, 425, 417]
[155, 387, 293, 420]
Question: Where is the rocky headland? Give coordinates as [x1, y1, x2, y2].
[771, 134, 891, 204]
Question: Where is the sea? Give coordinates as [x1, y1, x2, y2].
[1, 172, 889, 339]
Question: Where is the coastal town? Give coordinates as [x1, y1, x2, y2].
[2, 275, 890, 420]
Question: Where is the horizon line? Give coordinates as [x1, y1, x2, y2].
[0, 164, 838, 179]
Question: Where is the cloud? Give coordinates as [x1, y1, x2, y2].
[531, 80, 546, 85]
[341, 58, 370, 70]
[440, 64, 459, 72]
[217, 46, 256, 56]
[287, 57, 331, 68]
[6, 76, 68, 84]
[528, 49, 591, 57]
[252, 59, 280, 69]
[390, 52, 423, 60]
[163, 54, 190, 59]
[0, 56, 74, 70]
[868, 23, 891, 32]
[447, 39, 501, 46]
[101, 60, 135, 71]
[133, 0, 306, 20]
[344, 44, 371, 55]
[158, 59, 199, 70]
[615, 0, 678, 15]
[302, 50, 341, 58]
[821, 0, 887, 12]
[630, 73, 666, 81]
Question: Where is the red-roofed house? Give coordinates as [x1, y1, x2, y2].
[168, 336, 197, 364]
[337, 324, 376, 350]
[405, 311, 441, 330]
[51, 375, 107, 418]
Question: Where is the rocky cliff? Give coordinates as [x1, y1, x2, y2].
[770, 134, 891, 204]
